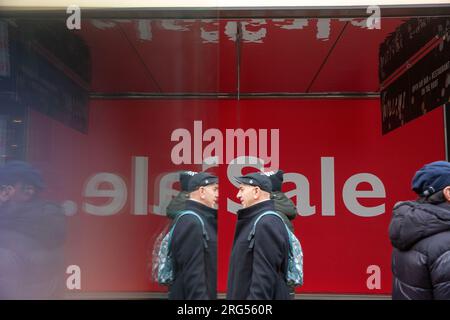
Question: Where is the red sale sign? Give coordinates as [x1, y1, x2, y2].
[26, 98, 445, 296]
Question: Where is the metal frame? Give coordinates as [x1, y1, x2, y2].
[1, 5, 450, 19]
[90, 92, 380, 99]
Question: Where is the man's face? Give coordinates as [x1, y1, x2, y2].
[237, 184, 260, 208]
[7, 182, 36, 203]
[200, 183, 219, 208]
[0, 185, 12, 203]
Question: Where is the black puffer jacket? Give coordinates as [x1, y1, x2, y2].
[389, 201, 450, 300]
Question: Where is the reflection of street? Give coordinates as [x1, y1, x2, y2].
[0, 161, 67, 299]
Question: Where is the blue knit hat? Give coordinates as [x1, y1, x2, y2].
[412, 161, 450, 197]
[0, 161, 45, 189]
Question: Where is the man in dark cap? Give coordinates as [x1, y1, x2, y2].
[389, 160, 450, 299]
[227, 172, 291, 300]
[168, 171, 218, 300]
[0, 160, 67, 299]
[268, 170, 298, 232]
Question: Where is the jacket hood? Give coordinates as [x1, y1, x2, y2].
[389, 201, 450, 251]
[272, 191, 298, 220]
[166, 191, 189, 219]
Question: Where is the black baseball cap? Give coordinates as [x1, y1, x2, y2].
[234, 172, 272, 192]
[187, 172, 218, 192]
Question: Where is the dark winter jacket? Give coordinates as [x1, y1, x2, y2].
[0, 199, 67, 299]
[169, 200, 217, 300]
[389, 200, 450, 300]
[272, 191, 298, 232]
[227, 199, 290, 300]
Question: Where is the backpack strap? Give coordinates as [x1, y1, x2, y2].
[170, 210, 209, 249]
[248, 211, 289, 249]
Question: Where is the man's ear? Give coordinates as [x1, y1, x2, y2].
[200, 186, 206, 199]
[443, 186, 450, 202]
[253, 187, 260, 199]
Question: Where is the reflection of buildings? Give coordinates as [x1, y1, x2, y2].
[0, 109, 27, 165]
[1, 21, 26, 163]
[0, 19, 91, 162]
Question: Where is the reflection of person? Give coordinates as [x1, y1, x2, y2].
[389, 161, 450, 300]
[0, 162, 43, 205]
[227, 172, 290, 300]
[169, 172, 218, 300]
[0, 161, 67, 299]
[0, 184, 11, 204]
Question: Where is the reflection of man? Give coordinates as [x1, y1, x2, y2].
[389, 161, 450, 300]
[0, 162, 40, 206]
[0, 184, 11, 204]
[0, 161, 67, 299]
[227, 172, 290, 300]
[169, 172, 218, 300]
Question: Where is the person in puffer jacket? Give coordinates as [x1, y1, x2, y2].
[0, 161, 67, 299]
[389, 161, 450, 300]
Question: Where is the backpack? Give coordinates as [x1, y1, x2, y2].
[248, 211, 304, 287]
[154, 210, 209, 286]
